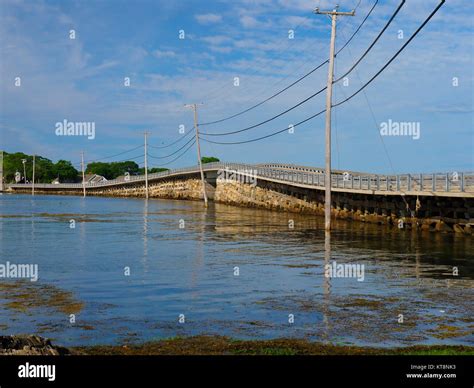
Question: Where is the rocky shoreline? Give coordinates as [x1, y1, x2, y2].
[1, 335, 473, 356]
[0, 335, 70, 355]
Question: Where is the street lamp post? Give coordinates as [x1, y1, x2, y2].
[21, 159, 27, 184]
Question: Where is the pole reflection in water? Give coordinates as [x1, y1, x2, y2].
[142, 199, 149, 272]
[322, 230, 331, 343]
[191, 203, 206, 297]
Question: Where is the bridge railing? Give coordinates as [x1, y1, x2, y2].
[6, 162, 474, 194]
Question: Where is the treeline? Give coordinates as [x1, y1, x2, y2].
[85, 161, 168, 180]
[201, 157, 219, 164]
[2, 152, 78, 183]
[1, 151, 220, 183]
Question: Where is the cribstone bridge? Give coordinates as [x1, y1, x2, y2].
[5, 162, 474, 233]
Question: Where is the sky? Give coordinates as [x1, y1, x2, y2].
[0, 0, 472, 174]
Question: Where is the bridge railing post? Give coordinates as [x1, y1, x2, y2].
[420, 174, 423, 191]
[461, 172, 465, 192]
[432, 173, 436, 192]
[396, 175, 400, 191]
[446, 173, 449, 192]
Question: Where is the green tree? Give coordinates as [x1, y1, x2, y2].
[86, 161, 141, 180]
[53, 160, 79, 182]
[138, 167, 169, 174]
[201, 156, 220, 164]
[85, 162, 112, 179]
[1, 152, 63, 183]
[33, 156, 56, 183]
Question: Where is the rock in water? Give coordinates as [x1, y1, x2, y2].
[0, 335, 69, 355]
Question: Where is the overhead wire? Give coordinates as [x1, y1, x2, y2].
[199, 0, 445, 145]
[199, 0, 402, 137]
[199, 0, 379, 127]
[148, 134, 196, 159]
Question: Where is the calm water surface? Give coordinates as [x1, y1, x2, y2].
[0, 194, 473, 347]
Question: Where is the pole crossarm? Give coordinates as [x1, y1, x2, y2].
[314, 9, 355, 16]
[314, 5, 355, 16]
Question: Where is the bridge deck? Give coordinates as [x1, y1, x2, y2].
[5, 162, 474, 198]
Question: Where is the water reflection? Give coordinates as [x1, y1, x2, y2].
[322, 230, 331, 343]
[0, 195, 472, 347]
[142, 199, 148, 271]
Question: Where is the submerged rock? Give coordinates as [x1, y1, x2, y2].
[0, 335, 69, 355]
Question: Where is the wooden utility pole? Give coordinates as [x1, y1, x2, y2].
[81, 151, 86, 197]
[185, 103, 208, 206]
[314, 5, 355, 231]
[32, 154, 35, 195]
[144, 131, 149, 199]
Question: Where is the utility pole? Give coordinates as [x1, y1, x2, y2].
[144, 131, 149, 199]
[185, 103, 208, 206]
[32, 155, 35, 195]
[314, 5, 355, 231]
[81, 151, 86, 197]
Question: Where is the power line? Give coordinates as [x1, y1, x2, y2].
[199, 0, 445, 145]
[333, 0, 445, 108]
[148, 128, 194, 149]
[71, 130, 193, 168]
[148, 134, 196, 159]
[334, 0, 405, 83]
[200, 1, 369, 122]
[111, 154, 144, 163]
[199, 0, 379, 127]
[200, 108, 325, 145]
[151, 138, 196, 167]
[196, 15, 318, 104]
[74, 144, 143, 166]
[200, 0, 401, 137]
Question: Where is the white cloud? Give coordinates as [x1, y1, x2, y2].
[240, 15, 259, 28]
[195, 13, 222, 24]
[153, 49, 177, 59]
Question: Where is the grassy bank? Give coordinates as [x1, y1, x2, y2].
[71, 336, 474, 356]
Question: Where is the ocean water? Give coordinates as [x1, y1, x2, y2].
[0, 194, 472, 347]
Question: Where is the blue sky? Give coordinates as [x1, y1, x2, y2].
[0, 0, 472, 173]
